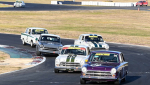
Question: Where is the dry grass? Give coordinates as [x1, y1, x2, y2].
[0, 51, 33, 74]
[0, 10, 150, 46]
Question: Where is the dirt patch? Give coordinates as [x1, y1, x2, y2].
[0, 51, 33, 74]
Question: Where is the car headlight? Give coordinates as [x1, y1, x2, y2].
[111, 68, 116, 74]
[80, 60, 85, 66]
[40, 44, 44, 48]
[55, 59, 60, 64]
[82, 67, 87, 73]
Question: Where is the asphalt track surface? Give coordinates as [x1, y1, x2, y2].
[0, 33, 150, 85]
[0, 1, 150, 11]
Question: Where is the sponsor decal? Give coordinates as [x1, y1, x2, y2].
[89, 36, 98, 38]
[35, 29, 44, 32]
[95, 53, 110, 56]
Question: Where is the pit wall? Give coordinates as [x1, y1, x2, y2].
[51, 1, 137, 7]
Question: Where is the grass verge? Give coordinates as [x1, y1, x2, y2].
[0, 10, 150, 46]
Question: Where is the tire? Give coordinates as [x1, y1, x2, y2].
[80, 78, 86, 84]
[30, 41, 34, 48]
[122, 72, 127, 82]
[36, 46, 41, 56]
[146, 5, 147, 6]
[114, 74, 121, 85]
[54, 69, 59, 73]
[122, 75, 127, 82]
[14, 6, 15, 8]
[22, 39, 26, 45]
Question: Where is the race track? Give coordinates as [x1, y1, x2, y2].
[0, 33, 150, 85]
[0, 1, 150, 11]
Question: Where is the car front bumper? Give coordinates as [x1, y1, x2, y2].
[39, 49, 60, 54]
[55, 66, 81, 71]
[80, 75, 117, 81]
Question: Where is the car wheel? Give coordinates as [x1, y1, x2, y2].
[54, 69, 59, 73]
[146, 5, 147, 6]
[122, 75, 127, 82]
[14, 6, 15, 8]
[114, 74, 121, 85]
[80, 78, 86, 84]
[30, 41, 34, 48]
[36, 47, 41, 56]
[22, 39, 26, 45]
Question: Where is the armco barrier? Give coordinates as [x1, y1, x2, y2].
[81, 1, 136, 7]
[51, 1, 57, 4]
[51, 1, 136, 7]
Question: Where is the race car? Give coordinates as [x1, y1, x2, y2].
[21, 27, 48, 47]
[80, 50, 128, 84]
[14, 0, 25, 8]
[54, 45, 90, 73]
[36, 34, 63, 56]
[74, 34, 109, 50]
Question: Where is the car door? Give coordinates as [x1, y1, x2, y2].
[26, 29, 31, 43]
[23, 28, 29, 43]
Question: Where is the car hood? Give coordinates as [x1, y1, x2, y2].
[87, 62, 119, 71]
[86, 42, 107, 47]
[41, 41, 62, 48]
[57, 54, 87, 63]
[32, 35, 40, 38]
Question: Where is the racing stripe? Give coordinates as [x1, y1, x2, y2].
[92, 42, 98, 47]
[66, 56, 71, 62]
[99, 44, 102, 48]
[71, 56, 75, 62]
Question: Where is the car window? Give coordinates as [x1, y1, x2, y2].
[32, 29, 48, 34]
[89, 53, 119, 63]
[82, 36, 84, 40]
[28, 29, 31, 34]
[79, 35, 83, 40]
[25, 28, 28, 33]
[40, 36, 60, 42]
[121, 53, 125, 62]
[85, 36, 104, 42]
[61, 47, 86, 56]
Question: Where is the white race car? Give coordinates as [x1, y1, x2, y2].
[74, 34, 109, 50]
[14, 0, 25, 8]
[54, 45, 90, 73]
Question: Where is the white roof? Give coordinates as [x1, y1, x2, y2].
[63, 45, 88, 48]
[41, 34, 60, 37]
[80, 34, 102, 37]
[28, 27, 46, 30]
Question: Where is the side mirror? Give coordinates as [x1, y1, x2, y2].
[85, 59, 88, 63]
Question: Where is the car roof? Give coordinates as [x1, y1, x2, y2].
[41, 34, 60, 37]
[80, 34, 102, 37]
[91, 50, 121, 54]
[27, 27, 46, 30]
[63, 45, 88, 48]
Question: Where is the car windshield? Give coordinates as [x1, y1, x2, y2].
[32, 29, 48, 34]
[61, 47, 86, 56]
[85, 36, 104, 42]
[40, 36, 60, 42]
[89, 53, 119, 63]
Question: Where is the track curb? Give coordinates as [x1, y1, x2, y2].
[0, 44, 46, 75]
